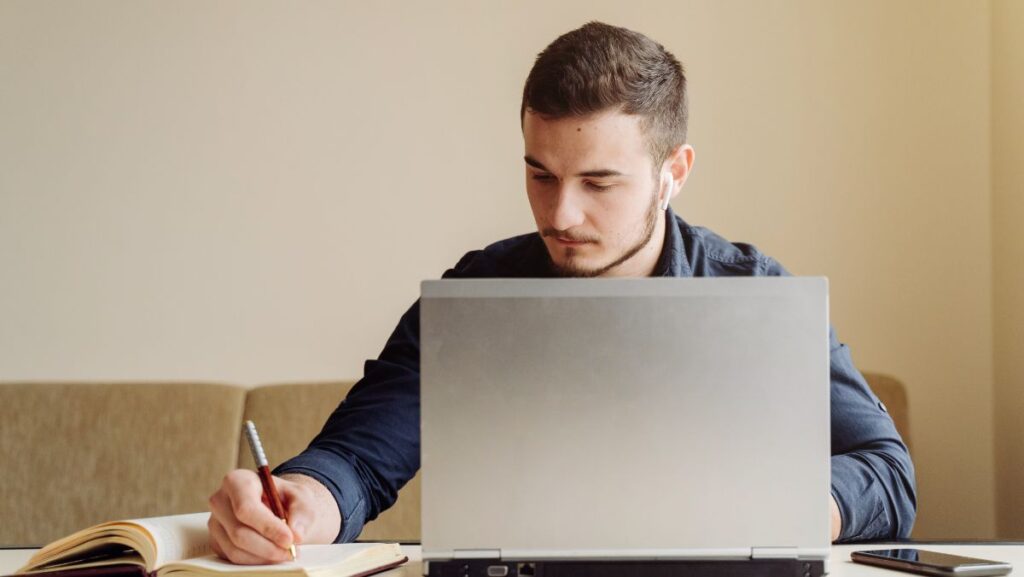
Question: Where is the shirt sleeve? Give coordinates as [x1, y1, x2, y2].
[273, 299, 423, 542]
[829, 330, 918, 541]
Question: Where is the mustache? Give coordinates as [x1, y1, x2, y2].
[541, 228, 599, 243]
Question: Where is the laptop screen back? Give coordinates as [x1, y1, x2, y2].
[420, 278, 830, 561]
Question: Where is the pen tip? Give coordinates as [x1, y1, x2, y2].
[289, 545, 297, 560]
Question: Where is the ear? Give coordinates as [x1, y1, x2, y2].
[662, 144, 696, 206]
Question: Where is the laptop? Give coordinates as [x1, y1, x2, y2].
[419, 277, 831, 577]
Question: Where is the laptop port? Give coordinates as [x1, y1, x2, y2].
[516, 563, 535, 576]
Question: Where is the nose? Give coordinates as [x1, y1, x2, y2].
[549, 183, 586, 232]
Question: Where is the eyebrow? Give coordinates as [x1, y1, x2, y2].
[524, 155, 626, 178]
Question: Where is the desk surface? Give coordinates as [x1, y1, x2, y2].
[3, 544, 1023, 576]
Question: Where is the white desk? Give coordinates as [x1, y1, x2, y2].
[3, 544, 1022, 576]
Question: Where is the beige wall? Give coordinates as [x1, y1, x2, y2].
[0, 1, 1008, 538]
[993, 0, 1024, 540]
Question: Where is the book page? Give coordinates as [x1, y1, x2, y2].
[130, 512, 213, 567]
[159, 543, 404, 577]
[19, 513, 211, 574]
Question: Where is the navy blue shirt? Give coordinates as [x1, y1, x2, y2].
[275, 207, 917, 543]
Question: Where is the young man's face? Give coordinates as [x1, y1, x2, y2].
[523, 109, 664, 278]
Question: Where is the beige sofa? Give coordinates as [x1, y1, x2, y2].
[0, 374, 906, 547]
[0, 381, 419, 547]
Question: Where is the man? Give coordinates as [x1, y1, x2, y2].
[207, 22, 916, 564]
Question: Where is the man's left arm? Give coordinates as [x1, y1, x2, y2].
[828, 328, 917, 541]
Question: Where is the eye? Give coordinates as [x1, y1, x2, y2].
[585, 181, 612, 192]
[531, 173, 556, 183]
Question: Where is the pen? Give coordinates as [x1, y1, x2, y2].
[243, 420, 297, 561]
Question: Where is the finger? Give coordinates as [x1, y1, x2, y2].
[211, 493, 291, 562]
[210, 482, 292, 562]
[210, 490, 290, 563]
[209, 515, 282, 565]
[224, 471, 295, 549]
[208, 517, 227, 561]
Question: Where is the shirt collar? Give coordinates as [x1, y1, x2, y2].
[653, 205, 692, 278]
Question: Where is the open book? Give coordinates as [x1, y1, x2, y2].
[16, 513, 407, 577]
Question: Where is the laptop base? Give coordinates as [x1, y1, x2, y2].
[426, 559, 826, 577]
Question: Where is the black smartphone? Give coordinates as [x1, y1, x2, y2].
[851, 548, 1013, 577]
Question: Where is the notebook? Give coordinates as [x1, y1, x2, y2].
[15, 513, 407, 577]
[419, 277, 831, 577]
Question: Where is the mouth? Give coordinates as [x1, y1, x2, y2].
[553, 237, 591, 247]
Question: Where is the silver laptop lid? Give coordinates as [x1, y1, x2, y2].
[420, 278, 830, 562]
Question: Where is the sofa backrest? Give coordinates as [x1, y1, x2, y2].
[0, 382, 246, 546]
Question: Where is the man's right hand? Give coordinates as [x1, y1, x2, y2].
[208, 470, 342, 565]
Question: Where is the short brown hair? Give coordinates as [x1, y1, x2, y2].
[521, 21, 688, 166]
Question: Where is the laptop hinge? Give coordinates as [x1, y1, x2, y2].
[453, 549, 501, 560]
[751, 547, 800, 559]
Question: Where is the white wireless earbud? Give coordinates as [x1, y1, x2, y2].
[659, 171, 673, 211]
